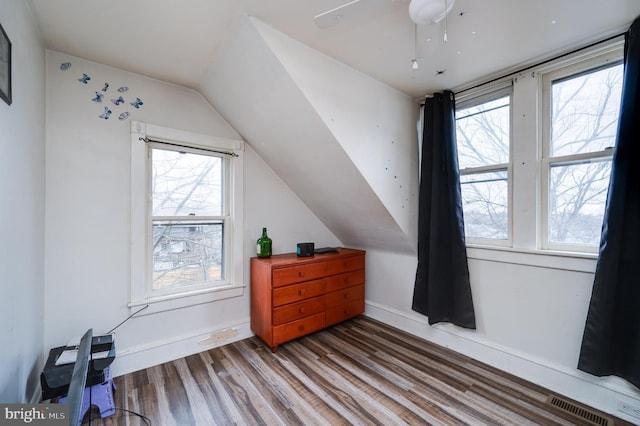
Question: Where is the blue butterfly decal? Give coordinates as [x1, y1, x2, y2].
[119, 112, 131, 121]
[111, 96, 125, 106]
[117, 87, 129, 93]
[99, 106, 112, 120]
[92, 92, 104, 103]
[130, 97, 143, 109]
[102, 83, 110, 92]
[60, 62, 71, 71]
[78, 73, 91, 84]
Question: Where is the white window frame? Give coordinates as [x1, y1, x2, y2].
[540, 49, 623, 253]
[450, 37, 624, 262]
[455, 82, 513, 247]
[130, 121, 245, 315]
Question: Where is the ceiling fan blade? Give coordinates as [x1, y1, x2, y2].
[409, 0, 456, 25]
[314, 0, 395, 29]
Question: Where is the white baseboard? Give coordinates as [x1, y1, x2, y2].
[364, 301, 640, 424]
[110, 318, 253, 377]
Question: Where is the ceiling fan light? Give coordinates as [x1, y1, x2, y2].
[409, 0, 455, 25]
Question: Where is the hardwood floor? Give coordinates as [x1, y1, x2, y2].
[88, 317, 632, 425]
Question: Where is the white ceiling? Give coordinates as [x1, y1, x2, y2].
[28, 0, 640, 98]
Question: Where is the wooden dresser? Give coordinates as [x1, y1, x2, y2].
[250, 248, 365, 352]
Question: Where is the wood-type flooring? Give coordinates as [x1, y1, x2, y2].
[87, 317, 633, 425]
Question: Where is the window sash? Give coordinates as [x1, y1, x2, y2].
[150, 220, 226, 295]
[130, 121, 244, 314]
[460, 167, 510, 243]
[148, 144, 232, 296]
[149, 142, 230, 217]
[541, 154, 612, 252]
[448, 37, 623, 255]
[456, 83, 513, 245]
[541, 51, 622, 252]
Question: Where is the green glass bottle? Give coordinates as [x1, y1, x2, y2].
[256, 227, 272, 258]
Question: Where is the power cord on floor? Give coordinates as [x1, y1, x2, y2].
[114, 408, 152, 425]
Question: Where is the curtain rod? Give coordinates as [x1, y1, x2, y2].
[139, 137, 239, 157]
[453, 31, 627, 97]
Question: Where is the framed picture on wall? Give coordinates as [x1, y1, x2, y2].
[0, 21, 12, 106]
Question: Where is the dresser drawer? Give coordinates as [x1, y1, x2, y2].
[326, 269, 365, 292]
[273, 263, 326, 287]
[326, 299, 365, 327]
[273, 312, 325, 344]
[325, 255, 365, 276]
[273, 296, 325, 325]
[326, 285, 364, 309]
[273, 279, 325, 307]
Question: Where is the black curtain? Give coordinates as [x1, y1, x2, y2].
[578, 16, 640, 388]
[412, 91, 476, 329]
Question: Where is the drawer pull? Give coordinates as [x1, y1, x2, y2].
[298, 325, 305, 332]
[298, 271, 305, 277]
[344, 293, 349, 299]
[299, 307, 305, 314]
[299, 289, 306, 296]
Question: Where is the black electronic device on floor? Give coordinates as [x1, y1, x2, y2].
[40, 334, 115, 401]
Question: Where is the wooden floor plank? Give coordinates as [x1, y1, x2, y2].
[84, 317, 633, 425]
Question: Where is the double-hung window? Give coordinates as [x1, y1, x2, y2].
[150, 144, 228, 294]
[455, 85, 512, 244]
[541, 55, 623, 252]
[452, 39, 623, 256]
[130, 122, 244, 314]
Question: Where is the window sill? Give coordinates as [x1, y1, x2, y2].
[466, 244, 598, 274]
[129, 284, 245, 316]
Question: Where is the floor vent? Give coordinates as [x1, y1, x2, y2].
[546, 395, 613, 426]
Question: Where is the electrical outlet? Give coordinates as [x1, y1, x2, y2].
[619, 401, 640, 419]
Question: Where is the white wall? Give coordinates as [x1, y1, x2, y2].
[43, 50, 340, 376]
[0, 0, 46, 403]
[201, 18, 417, 254]
[364, 248, 640, 422]
[251, 19, 420, 247]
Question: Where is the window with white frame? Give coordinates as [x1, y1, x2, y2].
[542, 56, 623, 252]
[455, 85, 512, 243]
[150, 144, 229, 294]
[130, 122, 244, 313]
[451, 38, 623, 255]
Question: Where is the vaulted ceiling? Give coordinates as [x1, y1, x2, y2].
[26, 0, 640, 252]
[28, 0, 640, 98]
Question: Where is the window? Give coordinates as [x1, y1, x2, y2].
[150, 145, 228, 294]
[542, 58, 623, 251]
[130, 122, 244, 314]
[451, 38, 624, 255]
[455, 85, 512, 243]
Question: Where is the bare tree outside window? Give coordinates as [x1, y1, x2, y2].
[456, 95, 510, 240]
[151, 147, 225, 290]
[547, 63, 623, 246]
[455, 61, 622, 249]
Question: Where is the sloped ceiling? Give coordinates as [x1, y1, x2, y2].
[28, 0, 640, 97]
[200, 18, 419, 253]
[26, 0, 640, 252]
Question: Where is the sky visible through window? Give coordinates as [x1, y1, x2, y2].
[151, 148, 224, 290]
[454, 61, 623, 248]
